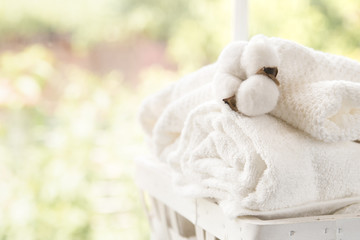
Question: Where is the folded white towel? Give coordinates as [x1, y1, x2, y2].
[213, 35, 360, 142]
[168, 101, 360, 219]
[138, 36, 360, 218]
[139, 64, 217, 159]
[271, 37, 360, 142]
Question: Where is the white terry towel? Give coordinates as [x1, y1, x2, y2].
[138, 37, 360, 218]
[270, 37, 360, 142]
[168, 101, 360, 219]
[213, 35, 360, 142]
[139, 64, 217, 159]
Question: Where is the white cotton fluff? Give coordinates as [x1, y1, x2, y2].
[216, 41, 247, 77]
[213, 72, 241, 100]
[241, 36, 280, 77]
[236, 75, 279, 116]
[212, 41, 247, 100]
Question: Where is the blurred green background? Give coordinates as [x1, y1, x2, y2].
[0, 0, 359, 239]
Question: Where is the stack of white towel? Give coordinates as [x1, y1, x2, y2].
[139, 35, 360, 219]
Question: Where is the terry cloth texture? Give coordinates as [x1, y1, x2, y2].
[138, 35, 360, 219]
[269, 37, 360, 142]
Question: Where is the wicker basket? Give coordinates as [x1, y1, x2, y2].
[135, 158, 360, 240]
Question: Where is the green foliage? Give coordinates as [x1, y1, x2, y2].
[120, 0, 360, 70]
[3, 0, 360, 70]
[0, 0, 233, 71]
[121, 0, 232, 71]
[250, 0, 360, 60]
[0, 46, 156, 240]
[0, 0, 124, 47]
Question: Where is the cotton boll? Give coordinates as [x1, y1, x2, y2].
[213, 72, 242, 100]
[241, 37, 280, 77]
[236, 75, 279, 116]
[217, 41, 247, 78]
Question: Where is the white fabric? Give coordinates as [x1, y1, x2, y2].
[168, 102, 360, 219]
[213, 35, 360, 142]
[139, 36, 360, 218]
[270, 36, 360, 142]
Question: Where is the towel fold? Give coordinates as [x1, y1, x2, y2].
[168, 101, 360, 219]
[268, 37, 360, 142]
[139, 36, 360, 218]
[139, 64, 217, 159]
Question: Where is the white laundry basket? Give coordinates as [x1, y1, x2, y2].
[135, 157, 360, 240]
